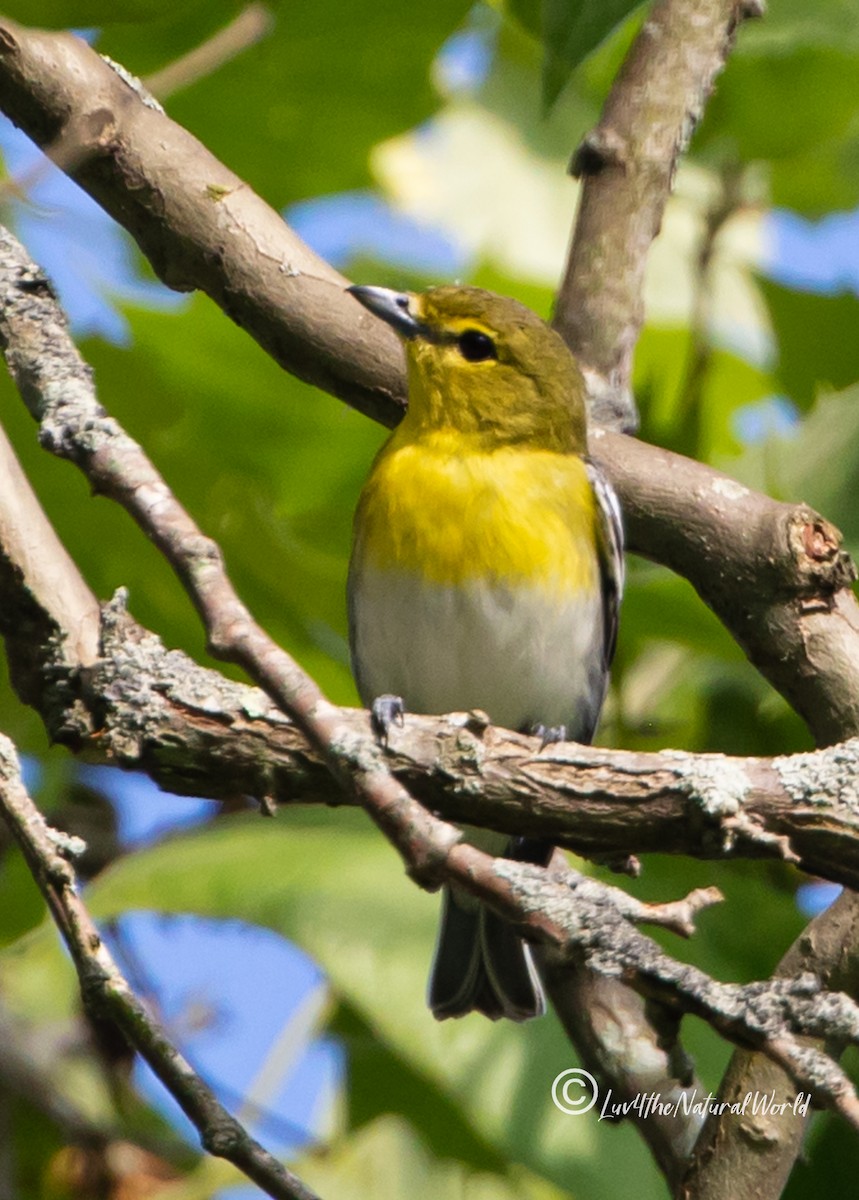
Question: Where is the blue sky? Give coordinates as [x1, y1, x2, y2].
[109, 911, 341, 1154]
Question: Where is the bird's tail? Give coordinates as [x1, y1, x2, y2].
[428, 881, 545, 1022]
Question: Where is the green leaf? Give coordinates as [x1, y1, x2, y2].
[733, 0, 859, 55]
[330, 1007, 504, 1173]
[773, 384, 859, 557]
[760, 280, 859, 410]
[697, 47, 859, 214]
[504, 0, 541, 41]
[633, 326, 773, 462]
[0, 919, 79, 1023]
[541, 0, 643, 108]
[475, 18, 598, 161]
[702, 50, 859, 160]
[0, 849, 49, 949]
[500, 0, 642, 108]
[768, 131, 859, 217]
[785, 1102, 859, 1200]
[691, 1, 859, 214]
[99, 0, 473, 206]
[604, 552, 805, 758]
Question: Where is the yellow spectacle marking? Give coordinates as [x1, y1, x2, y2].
[437, 316, 496, 336]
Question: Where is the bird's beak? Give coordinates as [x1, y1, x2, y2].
[347, 285, 423, 339]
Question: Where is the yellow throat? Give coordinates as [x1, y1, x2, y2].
[349, 284, 598, 597]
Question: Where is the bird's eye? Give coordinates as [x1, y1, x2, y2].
[457, 329, 497, 362]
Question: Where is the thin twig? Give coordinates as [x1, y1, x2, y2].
[672, 162, 746, 454]
[0, 737, 321, 1200]
[144, 4, 275, 99]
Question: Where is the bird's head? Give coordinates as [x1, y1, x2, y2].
[349, 284, 588, 453]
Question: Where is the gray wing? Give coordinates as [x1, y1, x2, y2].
[586, 459, 624, 671]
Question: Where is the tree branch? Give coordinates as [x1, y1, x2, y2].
[0, 19, 404, 428]
[41, 595, 859, 893]
[3, 377, 849, 894]
[0, 17, 855, 756]
[3, 566, 858, 892]
[4, 220, 859, 1141]
[0, 737, 321, 1200]
[72, 619, 859, 892]
[458, 848, 859, 1130]
[143, 3, 275, 100]
[598, 429, 859, 748]
[539, 958, 703, 1190]
[0, 417, 99, 707]
[5, 709, 859, 1144]
[552, 0, 763, 430]
[541, 4, 777, 1176]
[682, 887, 859, 1198]
[2, 17, 859, 1193]
[0, 21, 782, 1180]
[0, 223, 463, 898]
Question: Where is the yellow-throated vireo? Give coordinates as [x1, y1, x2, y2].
[347, 284, 624, 1022]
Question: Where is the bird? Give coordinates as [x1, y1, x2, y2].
[346, 283, 623, 1022]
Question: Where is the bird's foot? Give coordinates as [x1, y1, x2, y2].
[371, 694, 405, 745]
[531, 723, 568, 750]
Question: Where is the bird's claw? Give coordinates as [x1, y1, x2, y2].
[371, 694, 405, 745]
[533, 723, 568, 750]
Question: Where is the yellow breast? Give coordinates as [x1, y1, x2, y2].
[353, 428, 599, 596]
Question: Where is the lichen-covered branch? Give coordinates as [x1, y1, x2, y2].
[683, 889, 859, 1199]
[4, 582, 859, 891]
[456, 846, 859, 1128]
[78, 616, 859, 891]
[4, 716, 858, 1136]
[1, 383, 854, 893]
[0, 737, 321, 1200]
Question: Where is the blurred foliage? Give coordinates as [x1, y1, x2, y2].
[105, 0, 474, 206]
[0, 2, 859, 1199]
[0, 808, 807, 1200]
[2, 0, 202, 25]
[759, 281, 859, 411]
[501, 0, 643, 108]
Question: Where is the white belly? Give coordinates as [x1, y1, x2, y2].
[350, 566, 606, 741]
